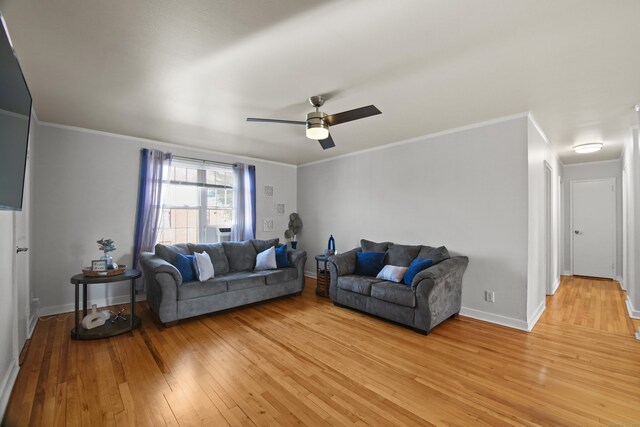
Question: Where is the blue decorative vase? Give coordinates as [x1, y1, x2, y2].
[325, 235, 335, 256]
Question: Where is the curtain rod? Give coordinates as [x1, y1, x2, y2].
[171, 154, 236, 168]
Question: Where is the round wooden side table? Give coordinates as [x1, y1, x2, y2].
[70, 269, 141, 340]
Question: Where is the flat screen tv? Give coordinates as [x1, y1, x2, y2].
[0, 13, 32, 211]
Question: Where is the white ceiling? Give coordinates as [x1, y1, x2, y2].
[1, 0, 639, 165]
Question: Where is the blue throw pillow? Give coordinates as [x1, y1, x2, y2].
[403, 258, 433, 286]
[173, 253, 196, 282]
[355, 252, 385, 277]
[275, 244, 289, 268]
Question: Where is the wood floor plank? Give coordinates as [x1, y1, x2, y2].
[3, 276, 640, 426]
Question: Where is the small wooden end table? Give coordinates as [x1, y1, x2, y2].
[70, 269, 141, 340]
[315, 254, 330, 297]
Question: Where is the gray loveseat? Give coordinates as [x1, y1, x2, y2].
[140, 239, 307, 325]
[328, 240, 468, 334]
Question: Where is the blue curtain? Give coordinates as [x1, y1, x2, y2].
[133, 149, 171, 289]
[231, 163, 256, 241]
[248, 165, 256, 239]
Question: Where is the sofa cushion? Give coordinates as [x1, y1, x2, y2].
[255, 246, 277, 270]
[155, 243, 191, 264]
[250, 238, 279, 253]
[376, 265, 408, 283]
[178, 277, 227, 301]
[403, 258, 433, 286]
[385, 244, 421, 267]
[222, 241, 258, 272]
[173, 254, 196, 282]
[337, 275, 383, 296]
[188, 243, 230, 274]
[355, 252, 385, 277]
[265, 268, 297, 285]
[221, 271, 265, 291]
[417, 245, 450, 266]
[371, 281, 416, 308]
[275, 245, 289, 268]
[193, 251, 215, 281]
[361, 239, 393, 252]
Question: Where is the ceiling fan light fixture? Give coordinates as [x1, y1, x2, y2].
[573, 142, 603, 154]
[306, 111, 329, 140]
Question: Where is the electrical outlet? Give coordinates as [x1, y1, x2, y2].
[31, 297, 40, 307]
[484, 291, 495, 303]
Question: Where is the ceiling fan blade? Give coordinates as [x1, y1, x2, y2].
[324, 105, 381, 126]
[246, 117, 306, 125]
[318, 134, 336, 150]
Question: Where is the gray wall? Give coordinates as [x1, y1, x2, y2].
[526, 118, 562, 323]
[32, 123, 297, 315]
[562, 160, 622, 277]
[297, 116, 531, 324]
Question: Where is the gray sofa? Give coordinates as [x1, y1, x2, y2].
[140, 239, 307, 325]
[328, 240, 468, 334]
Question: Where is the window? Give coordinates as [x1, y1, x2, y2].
[157, 160, 234, 245]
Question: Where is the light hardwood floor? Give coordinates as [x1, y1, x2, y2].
[3, 276, 640, 426]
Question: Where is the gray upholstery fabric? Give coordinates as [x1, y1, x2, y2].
[328, 247, 361, 300]
[360, 239, 393, 252]
[155, 243, 191, 264]
[250, 238, 279, 253]
[141, 242, 307, 324]
[371, 281, 416, 307]
[178, 278, 227, 301]
[413, 256, 468, 332]
[385, 244, 421, 267]
[188, 243, 230, 275]
[367, 297, 415, 327]
[264, 268, 298, 285]
[417, 245, 450, 266]
[177, 280, 302, 320]
[335, 289, 368, 312]
[329, 242, 468, 334]
[140, 253, 182, 286]
[337, 275, 381, 296]
[223, 271, 266, 291]
[222, 241, 258, 271]
[288, 249, 306, 266]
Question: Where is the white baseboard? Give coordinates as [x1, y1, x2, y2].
[304, 271, 317, 279]
[615, 276, 625, 290]
[527, 301, 546, 331]
[0, 359, 19, 422]
[27, 313, 38, 339]
[549, 277, 561, 295]
[38, 293, 147, 316]
[626, 296, 640, 320]
[459, 306, 529, 331]
[562, 270, 571, 276]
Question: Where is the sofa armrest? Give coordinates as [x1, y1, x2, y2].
[288, 249, 307, 268]
[327, 247, 361, 301]
[413, 256, 469, 332]
[140, 252, 183, 286]
[328, 247, 361, 276]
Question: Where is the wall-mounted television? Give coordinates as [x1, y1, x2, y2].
[0, 13, 32, 211]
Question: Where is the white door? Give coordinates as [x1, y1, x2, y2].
[571, 178, 615, 279]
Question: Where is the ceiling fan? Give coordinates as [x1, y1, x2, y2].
[246, 95, 381, 150]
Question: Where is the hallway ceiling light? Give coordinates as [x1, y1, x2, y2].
[573, 142, 603, 154]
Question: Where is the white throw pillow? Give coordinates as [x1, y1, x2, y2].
[255, 246, 277, 271]
[376, 265, 408, 283]
[193, 251, 215, 281]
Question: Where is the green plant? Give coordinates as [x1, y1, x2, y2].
[97, 238, 116, 254]
[284, 213, 302, 241]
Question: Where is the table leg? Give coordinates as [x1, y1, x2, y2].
[74, 283, 79, 339]
[82, 283, 88, 317]
[130, 278, 135, 329]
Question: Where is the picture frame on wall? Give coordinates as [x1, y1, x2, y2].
[91, 259, 108, 271]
